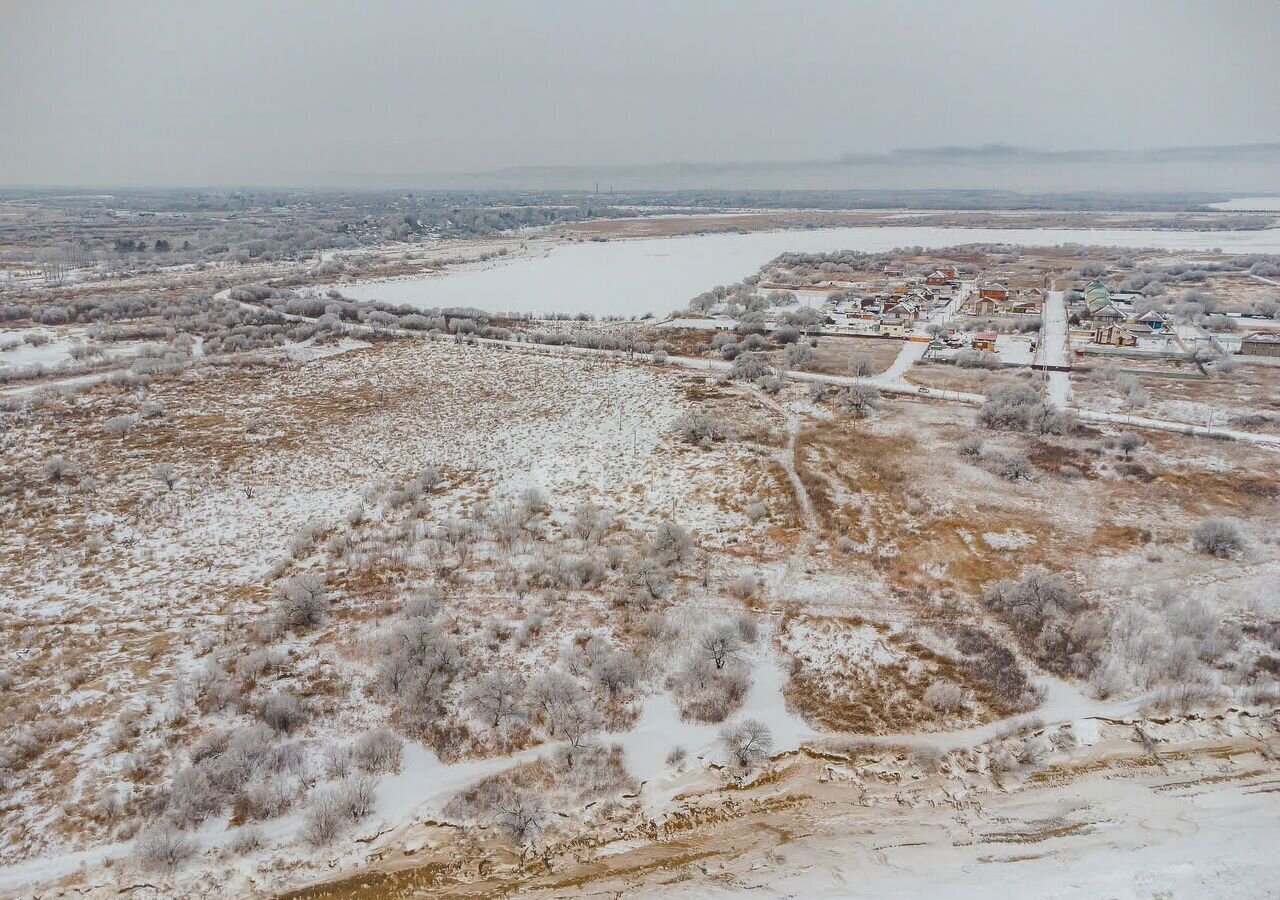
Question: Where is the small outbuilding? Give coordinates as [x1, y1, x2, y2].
[1136, 310, 1168, 331]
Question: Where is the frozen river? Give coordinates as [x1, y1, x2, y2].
[338, 225, 1280, 318]
[1209, 196, 1280, 211]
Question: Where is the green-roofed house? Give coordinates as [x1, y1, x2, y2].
[1081, 280, 1124, 321]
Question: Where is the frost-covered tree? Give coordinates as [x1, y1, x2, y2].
[647, 521, 693, 565]
[699, 624, 742, 670]
[465, 671, 524, 727]
[720, 718, 773, 767]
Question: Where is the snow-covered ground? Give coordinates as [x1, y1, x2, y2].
[665, 771, 1280, 900]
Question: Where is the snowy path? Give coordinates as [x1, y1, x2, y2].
[1039, 289, 1071, 408]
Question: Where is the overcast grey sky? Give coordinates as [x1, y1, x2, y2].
[2, 0, 1277, 187]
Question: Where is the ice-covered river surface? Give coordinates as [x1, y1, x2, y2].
[337, 225, 1280, 318]
[1209, 196, 1280, 211]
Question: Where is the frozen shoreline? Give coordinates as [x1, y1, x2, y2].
[333, 224, 1280, 319]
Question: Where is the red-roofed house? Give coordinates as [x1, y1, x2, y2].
[972, 331, 999, 351]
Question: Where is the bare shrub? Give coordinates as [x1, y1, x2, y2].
[104, 413, 140, 437]
[322, 743, 353, 779]
[571, 502, 612, 542]
[1191, 519, 1244, 558]
[981, 570, 1100, 677]
[1143, 683, 1223, 714]
[228, 827, 264, 856]
[151, 463, 179, 490]
[728, 572, 761, 599]
[670, 656, 750, 723]
[494, 790, 548, 848]
[729, 351, 773, 381]
[134, 824, 196, 872]
[335, 775, 378, 822]
[956, 435, 984, 457]
[978, 382, 1072, 434]
[647, 521, 693, 565]
[260, 692, 308, 735]
[955, 349, 1002, 369]
[952, 625, 1045, 711]
[1116, 431, 1144, 458]
[673, 408, 732, 446]
[979, 447, 1035, 481]
[847, 352, 877, 378]
[353, 728, 403, 774]
[42, 454, 79, 482]
[923, 680, 965, 715]
[785, 341, 814, 369]
[239, 774, 300, 821]
[833, 383, 881, 418]
[302, 788, 343, 846]
[273, 573, 329, 630]
[592, 650, 641, 698]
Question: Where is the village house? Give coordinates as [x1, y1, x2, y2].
[1006, 298, 1041, 315]
[905, 287, 936, 308]
[979, 281, 1009, 302]
[1081, 280, 1124, 321]
[971, 331, 999, 351]
[882, 300, 920, 324]
[1091, 322, 1141, 347]
[1240, 331, 1280, 357]
[924, 267, 959, 286]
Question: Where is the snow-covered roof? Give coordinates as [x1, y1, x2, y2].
[1242, 331, 1280, 343]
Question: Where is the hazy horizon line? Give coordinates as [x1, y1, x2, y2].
[3, 143, 1280, 194]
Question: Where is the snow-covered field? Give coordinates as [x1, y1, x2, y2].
[3, 229, 1280, 899]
